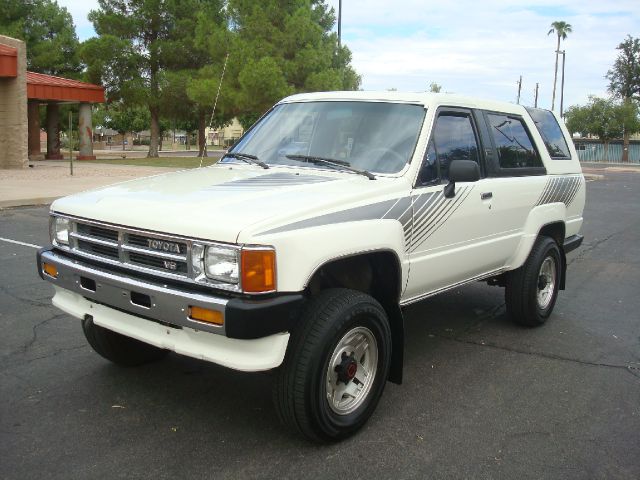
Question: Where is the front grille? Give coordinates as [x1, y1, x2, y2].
[77, 239, 119, 259]
[68, 220, 191, 279]
[77, 223, 118, 242]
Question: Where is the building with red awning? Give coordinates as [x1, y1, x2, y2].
[0, 35, 105, 168]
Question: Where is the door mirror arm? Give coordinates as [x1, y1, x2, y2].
[444, 160, 481, 198]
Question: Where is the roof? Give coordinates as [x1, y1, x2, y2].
[27, 71, 105, 103]
[279, 90, 527, 115]
[0, 44, 17, 77]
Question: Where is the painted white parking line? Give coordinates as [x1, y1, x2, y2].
[0, 237, 42, 250]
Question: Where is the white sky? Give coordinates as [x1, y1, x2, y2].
[59, 0, 640, 111]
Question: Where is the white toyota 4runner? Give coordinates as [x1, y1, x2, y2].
[38, 91, 585, 442]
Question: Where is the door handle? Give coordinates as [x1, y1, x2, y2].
[481, 192, 493, 200]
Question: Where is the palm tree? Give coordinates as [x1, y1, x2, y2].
[548, 21, 573, 111]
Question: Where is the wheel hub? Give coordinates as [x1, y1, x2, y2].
[538, 275, 548, 290]
[335, 352, 358, 384]
[537, 256, 557, 310]
[325, 326, 378, 415]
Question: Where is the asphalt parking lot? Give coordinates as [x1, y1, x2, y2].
[1, 171, 639, 479]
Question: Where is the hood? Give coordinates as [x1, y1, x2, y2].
[51, 164, 408, 244]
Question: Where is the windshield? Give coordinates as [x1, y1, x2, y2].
[225, 101, 426, 174]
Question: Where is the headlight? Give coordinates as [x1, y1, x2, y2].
[50, 216, 70, 245]
[204, 245, 239, 284]
[191, 243, 275, 292]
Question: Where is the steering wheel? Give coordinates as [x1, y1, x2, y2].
[359, 147, 405, 167]
[361, 147, 405, 162]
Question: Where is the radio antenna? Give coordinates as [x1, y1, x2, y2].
[200, 52, 230, 167]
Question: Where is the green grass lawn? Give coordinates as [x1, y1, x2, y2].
[85, 156, 220, 168]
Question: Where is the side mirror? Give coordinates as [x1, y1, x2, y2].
[444, 160, 480, 198]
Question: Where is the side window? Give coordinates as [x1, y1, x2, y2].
[525, 107, 571, 159]
[487, 114, 543, 169]
[420, 112, 480, 184]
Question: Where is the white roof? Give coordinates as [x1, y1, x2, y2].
[279, 90, 529, 116]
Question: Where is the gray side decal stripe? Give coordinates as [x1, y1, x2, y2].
[536, 175, 582, 207]
[410, 186, 473, 252]
[258, 198, 398, 236]
[257, 186, 476, 252]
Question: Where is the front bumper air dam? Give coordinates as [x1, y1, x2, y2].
[37, 247, 304, 371]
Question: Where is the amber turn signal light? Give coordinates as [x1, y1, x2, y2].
[241, 248, 276, 293]
[189, 306, 223, 325]
[43, 262, 58, 278]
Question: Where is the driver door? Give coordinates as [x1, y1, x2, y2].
[403, 108, 502, 302]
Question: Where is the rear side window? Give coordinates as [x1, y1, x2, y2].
[486, 114, 542, 169]
[526, 107, 571, 159]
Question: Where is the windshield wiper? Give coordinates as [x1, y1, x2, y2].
[223, 152, 269, 169]
[285, 154, 376, 180]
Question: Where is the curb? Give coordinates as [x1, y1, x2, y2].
[0, 197, 57, 209]
[583, 173, 604, 181]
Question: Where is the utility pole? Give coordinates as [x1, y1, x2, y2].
[559, 50, 566, 117]
[516, 75, 522, 104]
[338, 0, 342, 48]
[534, 83, 539, 107]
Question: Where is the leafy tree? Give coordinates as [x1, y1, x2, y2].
[81, 0, 185, 157]
[0, 0, 82, 77]
[169, 0, 231, 156]
[606, 35, 640, 162]
[429, 82, 442, 93]
[226, 0, 361, 129]
[565, 96, 640, 161]
[607, 35, 640, 101]
[103, 104, 150, 150]
[548, 21, 572, 111]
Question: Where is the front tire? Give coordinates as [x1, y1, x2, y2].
[273, 288, 392, 442]
[82, 316, 168, 366]
[505, 236, 562, 327]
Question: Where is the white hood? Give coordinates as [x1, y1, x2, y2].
[51, 164, 408, 244]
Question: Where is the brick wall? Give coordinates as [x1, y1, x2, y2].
[0, 35, 28, 169]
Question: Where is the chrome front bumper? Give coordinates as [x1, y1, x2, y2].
[38, 248, 229, 335]
[37, 248, 301, 371]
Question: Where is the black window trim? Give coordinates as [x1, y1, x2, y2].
[480, 109, 547, 178]
[414, 106, 486, 188]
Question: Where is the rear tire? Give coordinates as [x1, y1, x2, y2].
[273, 288, 392, 442]
[505, 236, 561, 327]
[82, 316, 168, 366]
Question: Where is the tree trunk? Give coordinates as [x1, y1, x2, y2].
[198, 111, 206, 157]
[148, 105, 159, 158]
[622, 130, 630, 163]
[122, 132, 126, 151]
[148, 22, 160, 158]
[551, 35, 560, 111]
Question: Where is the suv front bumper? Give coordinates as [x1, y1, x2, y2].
[37, 248, 304, 371]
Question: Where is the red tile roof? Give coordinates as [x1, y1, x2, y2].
[27, 71, 105, 103]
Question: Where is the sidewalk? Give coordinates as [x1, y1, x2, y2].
[0, 161, 179, 209]
[581, 162, 640, 174]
